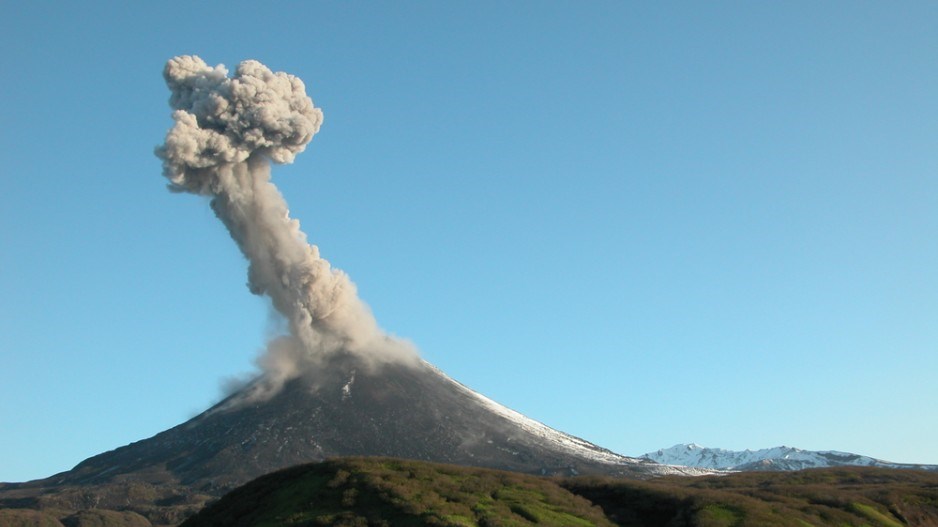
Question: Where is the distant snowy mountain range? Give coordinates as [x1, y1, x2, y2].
[642, 443, 938, 472]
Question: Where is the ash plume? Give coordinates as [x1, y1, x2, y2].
[156, 56, 415, 396]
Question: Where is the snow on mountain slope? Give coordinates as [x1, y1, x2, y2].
[425, 363, 714, 477]
[642, 443, 938, 472]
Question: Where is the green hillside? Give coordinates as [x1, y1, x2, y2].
[181, 458, 938, 527]
[180, 458, 612, 527]
[565, 466, 938, 526]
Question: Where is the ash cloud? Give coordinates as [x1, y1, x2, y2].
[156, 56, 416, 396]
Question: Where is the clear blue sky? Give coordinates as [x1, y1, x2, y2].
[2, 2, 936, 483]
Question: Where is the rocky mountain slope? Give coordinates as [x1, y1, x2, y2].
[0, 357, 692, 525]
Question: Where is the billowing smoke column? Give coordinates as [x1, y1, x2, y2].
[156, 56, 415, 396]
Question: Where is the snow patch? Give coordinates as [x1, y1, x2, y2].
[341, 370, 356, 401]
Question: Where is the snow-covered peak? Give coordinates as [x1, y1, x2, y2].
[642, 443, 938, 472]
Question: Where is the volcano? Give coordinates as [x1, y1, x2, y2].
[54, 357, 669, 487]
[1, 356, 693, 524]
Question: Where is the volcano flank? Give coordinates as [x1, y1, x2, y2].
[54, 358, 665, 489]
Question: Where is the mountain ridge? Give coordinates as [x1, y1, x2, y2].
[642, 442, 938, 472]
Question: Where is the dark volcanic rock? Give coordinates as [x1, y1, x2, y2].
[57, 357, 654, 491]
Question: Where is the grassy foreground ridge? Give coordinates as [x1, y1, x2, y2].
[180, 457, 938, 527]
